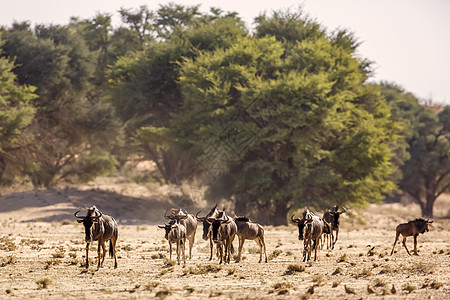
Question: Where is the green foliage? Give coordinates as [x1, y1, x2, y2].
[382, 83, 450, 217]
[1, 23, 120, 187]
[0, 35, 37, 183]
[174, 15, 399, 224]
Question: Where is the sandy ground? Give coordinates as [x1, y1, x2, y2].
[0, 185, 449, 299]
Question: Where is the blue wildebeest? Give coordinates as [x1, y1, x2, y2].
[74, 205, 118, 269]
[390, 218, 433, 256]
[207, 212, 237, 264]
[158, 215, 187, 265]
[195, 204, 220, 260]
[322, 205, 346, 249]
[291, 208, 328, 262]
[164, 208, 197, 259]
[233, 216, 267, 263]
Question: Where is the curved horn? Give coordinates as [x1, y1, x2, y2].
[195, 211, 205, 222]
[93, 210, 102, 219]
[291, 214, 299, 224]
[164, 209, 174, 220]
[221, 216, 231, 224]
[74, 211, 84, 219]
[206, 217, 215, 224]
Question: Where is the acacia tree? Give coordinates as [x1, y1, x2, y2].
[1, 23, 120, 187]
[174, 30, 399, 225]
[0, 35, 37, 184]
[382, 83, 450, 217]
[107, 8, 246, 184]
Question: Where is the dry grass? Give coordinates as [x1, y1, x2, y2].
[0, 187, 449, 299]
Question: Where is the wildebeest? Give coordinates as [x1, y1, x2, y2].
[322, 205, 346, 249]
[233, 216, 267, 263]
[195, 204, 220, 260]
[74, 205, 118, 269]
[207, 213, 237, 264]
[291, 208, 327, 262]
[390, 218, 433, 256]
[158, 216, 187, 265]
[164, 208, 197, 259]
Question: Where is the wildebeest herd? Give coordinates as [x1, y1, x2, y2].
[74, 204, 433, 269]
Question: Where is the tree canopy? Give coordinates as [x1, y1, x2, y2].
[0, 4, 447, 223]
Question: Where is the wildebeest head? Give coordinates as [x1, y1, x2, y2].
[414, 218, 433, 234]
[207, 216, 231, 242]
[158, 220, 176, 240]
[328, 206, 346, 229]
[74, 206, 102, 243]
[291, 214, 306, 240]
[195, 204, 219, 240]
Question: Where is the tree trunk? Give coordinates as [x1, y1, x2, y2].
[422, 195, 435, 218]
[271, 202, 291, 226]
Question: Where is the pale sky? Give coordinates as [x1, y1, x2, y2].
[1, 0, 449, 105]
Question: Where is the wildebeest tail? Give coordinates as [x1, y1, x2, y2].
[230, 243, 235, 254]
[109, 240, 114, 258]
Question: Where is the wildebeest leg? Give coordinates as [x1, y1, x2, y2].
[413, 234, 419, 255]
[333, 229, 339, 249]
[402, 236, 411, 255]
[188, 234, 195, 259]
[176, 240, 180, 265]
[97, 241, 102, 269]
[181, 238, 186, 265]
[209, 237, 213, 261]
[85, 243, 90, 268]
[315, 238, 320, 261]
[390, 232, 400, 255]
[259, 236, 268, 263]
[236, 237, 244, 263]
[218, 243, 223, 264]
[169, 242, 173, 261]
[100, 241, 107, 268]
[303, 240, 308, 262]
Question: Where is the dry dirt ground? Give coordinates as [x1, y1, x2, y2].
[0, 184, 449, 299]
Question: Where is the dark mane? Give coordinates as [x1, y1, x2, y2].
[410, 218, 427, 223]
[235, 216, 250, 222]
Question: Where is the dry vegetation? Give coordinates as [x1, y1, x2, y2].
[0, 184, 449, 299]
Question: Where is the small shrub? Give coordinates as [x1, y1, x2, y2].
[284, 264, 305, 275]
[122, 244, 133, 251]
[145, 282, 160, 291]
[430, 280, 443, 289]
[227, 267, 236, 275]
[36, 278, 52, 289]
[183, 264, 222, 275]
[332, 267, 342, 275]
[268, 249, 282, 261]
[337, 253, 347, 263]
[403, 284, 416, 294]
[0, 236, 16, 251]
[52, 251, 65, 258]
[312, 274, 325, 286]
[163, 258, 175, 267]
[45, 258, 61, 269]
[273, 282, 293, 290]
[0, 255, 17, 267]
[374, 278, 386, 287]
[247, 246, 260, 254]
